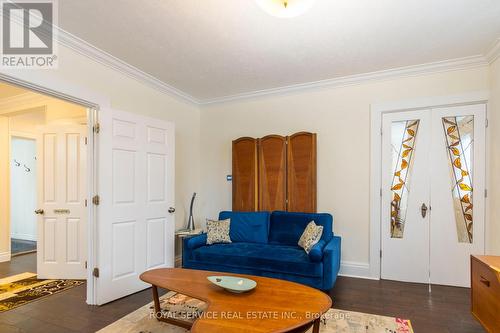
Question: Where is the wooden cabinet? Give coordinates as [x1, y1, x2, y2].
[232, 132, 316, 212]
[258, 135, 287, 211]
[471, 255, 500, 333]
[232, 137, 258, 211]
[287, 132, 317, 213]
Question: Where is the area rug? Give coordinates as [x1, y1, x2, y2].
[98, 292, 414, 333]
[0, 272, 84, 312]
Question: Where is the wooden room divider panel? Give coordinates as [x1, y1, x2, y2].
[232, 137, 259, 211]
[258, 135, 287, 211]
[232, 132, 316, 213]
[287, 132, 317, 213]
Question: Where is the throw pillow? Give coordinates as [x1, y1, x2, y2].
[298, 221, 323, 254]
[206, 218, 232, 245]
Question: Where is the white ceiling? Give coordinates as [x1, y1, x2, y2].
[59, 0, 500, 101]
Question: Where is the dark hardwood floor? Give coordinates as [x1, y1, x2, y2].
[0, 254, 485, 333]
[330, 276, 485, 333]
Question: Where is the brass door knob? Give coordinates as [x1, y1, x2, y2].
[35, 209, 44, 215]
[421, 203, 428, 218]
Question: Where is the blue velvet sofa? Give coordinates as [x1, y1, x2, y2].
[182, 211, 341, 290]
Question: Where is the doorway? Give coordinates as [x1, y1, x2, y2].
[380, 104, 486, 287]
[0, 81, 90, 280]
[10, 136, 37, 256]
[0, 73, 176, 305]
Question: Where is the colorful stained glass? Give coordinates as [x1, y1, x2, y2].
[442, 116, 474, 243]
[390, 120, 420, 238]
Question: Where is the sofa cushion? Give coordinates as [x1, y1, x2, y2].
[206, 218, 232, 245]
[219, 211, 270, 244]
[269, 211, 333, 246]
[298, 221, 323, 254]
[191, 242, 322, 278]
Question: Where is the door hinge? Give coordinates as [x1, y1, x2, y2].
[486, 118, 489, 128]
[380, 250, 382, 258]
[485, 189, 488, 198]
[92, 195, 100, 205]
[93, 123, 100, 134]
[380, 127, 383, 135]
[84, 261, 87, 269]
[380, 188, 382, 197]
[92, 267, 99, 278]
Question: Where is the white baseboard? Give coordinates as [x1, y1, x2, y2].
[0, 251, 11, 263]
[339, 261, 378, 280]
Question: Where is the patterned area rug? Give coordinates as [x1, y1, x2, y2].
[98, 292, 413, 333]
[0, 272, 84, 312]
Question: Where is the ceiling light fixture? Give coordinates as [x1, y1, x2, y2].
[255, 0, 316, 18]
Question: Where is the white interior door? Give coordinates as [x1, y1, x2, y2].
[430, 105, 485, 287]
[96, 108, 175, 305]
[37, 125, 87, 279]
[381, 110, 431, 284]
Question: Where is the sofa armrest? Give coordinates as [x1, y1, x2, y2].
[185, 234, 207, 250]
[182, 234, 207, 268]
[322, 235, 341, 290]
[308, 240, 326, 262]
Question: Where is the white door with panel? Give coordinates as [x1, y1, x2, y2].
[381, 110, 431, 284]
[96, 108, 175, 305]
[37, 125, 87, 279]
[429, 105, 485, 287]
[381, 104, 485, 287]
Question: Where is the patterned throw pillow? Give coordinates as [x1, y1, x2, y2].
[206, 218, 232, 245]
[298, 221, 323, 254]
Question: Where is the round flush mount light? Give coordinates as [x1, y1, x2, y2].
[255, 0, 316, 18]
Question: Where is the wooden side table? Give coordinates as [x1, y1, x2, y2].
[175, 229, 204, 267]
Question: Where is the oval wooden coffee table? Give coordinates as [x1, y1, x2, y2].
[140, 268, 332, 333]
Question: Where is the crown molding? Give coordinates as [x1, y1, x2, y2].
[485, 38, 500, 64]
[49, 23, 498, 106]
[200, 55, 489, 105]
[54, 28, 201, 105]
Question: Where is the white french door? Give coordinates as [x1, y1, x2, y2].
[381, 110, 431, 284]
[429, 105, 486, 286]
[36, 125, 87, 279]
[381, 104, 486, 287]
[96, 108, 175, 305]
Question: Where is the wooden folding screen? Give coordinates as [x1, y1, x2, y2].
[287, 132, 317, 213]
[232, 137, 258, 211]
[258, 135, 287, 211]
[232, 132, 316, 213]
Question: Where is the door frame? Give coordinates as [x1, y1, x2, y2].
[369, 91, 490, 280]
[0, 71, 108, 305]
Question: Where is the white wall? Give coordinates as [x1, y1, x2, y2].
[489, 58, 500, 255]
[199, 66, 491, 270]
[10, 137, 37, 241]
